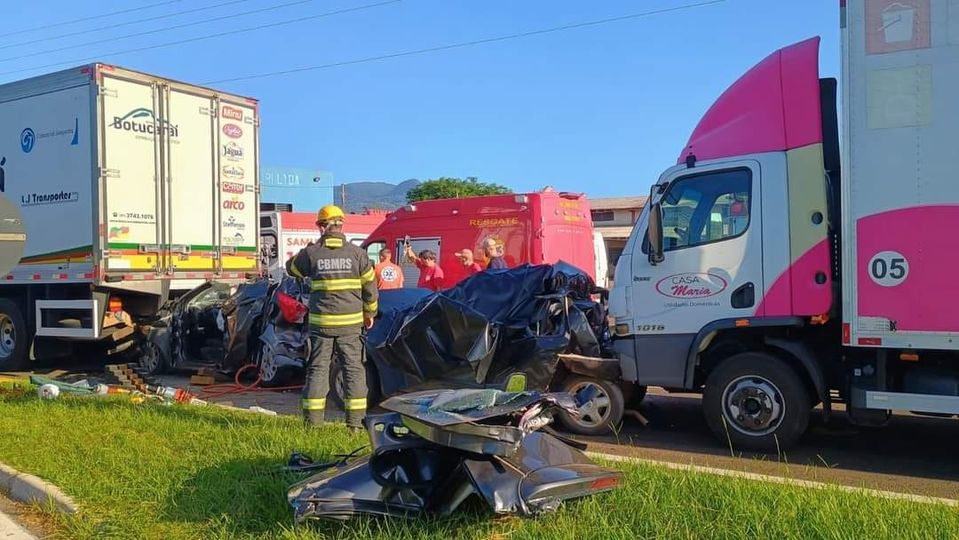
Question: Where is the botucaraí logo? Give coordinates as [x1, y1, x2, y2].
[112, 108, 179, 138]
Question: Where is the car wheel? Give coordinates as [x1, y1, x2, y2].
[328, 361, 346, 409]
[137, 339, 168, 376]
[703, 352, 810, 452]
[258, 340, 288, 387]
[557, 376, 625, 436]
[0, 299, 27, 371]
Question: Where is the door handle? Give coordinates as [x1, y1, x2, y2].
[731, 282, 755, 309]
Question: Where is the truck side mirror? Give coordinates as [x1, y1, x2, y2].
[647, 202, 665, 265]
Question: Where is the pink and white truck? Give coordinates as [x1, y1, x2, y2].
[609, 1, 959, 450]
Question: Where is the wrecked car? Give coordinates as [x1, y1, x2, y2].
[138, 262, 627, 434]
[137, 281, 234, 375]
[288, 388, 623, 522]
[137, 276, 307, 386]
[363, 262, 626, 435]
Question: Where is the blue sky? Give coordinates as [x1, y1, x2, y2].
[2, 0, 839, 197]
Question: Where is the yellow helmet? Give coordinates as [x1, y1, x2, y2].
[316, 204, 345, 225]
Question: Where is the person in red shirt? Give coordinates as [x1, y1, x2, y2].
[404, 245, 445, 292]
[455, 248, 483, 276]
[374, 248, 405, 290]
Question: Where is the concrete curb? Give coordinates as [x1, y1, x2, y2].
[0, 463, 77, 514]
[587, 451, 959, 507]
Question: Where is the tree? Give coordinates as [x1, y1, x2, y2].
[405, 177, 511, 203]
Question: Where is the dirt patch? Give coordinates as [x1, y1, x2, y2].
[0, 494, 59, 539]
[0, 386, 31, 399]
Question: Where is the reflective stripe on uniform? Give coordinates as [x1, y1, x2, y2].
[363, 300, 378, 313]
[311, 278, 361, 291]
[309, 311, 364, 327]
[289, 264, 305, 278]
[360, 267, 375, 284]
[301, 398, 326, 410]
[344, 397, 367, 411]
[324, 238, 344, 247]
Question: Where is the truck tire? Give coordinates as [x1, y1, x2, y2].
[557, 376, 625, 436]
[703, 352, 810, 452]
[0, 299, 28, 371]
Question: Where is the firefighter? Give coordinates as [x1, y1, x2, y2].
[286, 204, 378, 429]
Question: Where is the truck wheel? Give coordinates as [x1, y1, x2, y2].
[703, 352, 810, 452]
[0, 299, 28, 371]
[557, 377, 624, 436]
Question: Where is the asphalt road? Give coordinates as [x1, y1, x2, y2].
[584, 389, 959, 500]
[19, 365, 959, 500]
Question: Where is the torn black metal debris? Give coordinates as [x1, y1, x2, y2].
[288, 388, 622, 522]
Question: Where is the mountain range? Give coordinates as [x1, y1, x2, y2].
[333, 179, 420, 213]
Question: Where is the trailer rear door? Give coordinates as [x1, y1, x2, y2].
[163, 87, 218, 274]
[100, 72, 259, 279]
[215, 101, 258, 274]
[100, 74, 163, 274]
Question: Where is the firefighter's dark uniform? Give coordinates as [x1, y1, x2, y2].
[287, 232, 378, 427]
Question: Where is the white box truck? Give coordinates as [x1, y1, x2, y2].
[0, 63, 259, 370]
[608, 1, 959, 450]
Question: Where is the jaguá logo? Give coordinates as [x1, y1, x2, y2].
[221, 106, 243, 121]
[221, 165, 244, 180]
[655, 273, 727, 299]
[222, 124, 243, 139]
[222, 142, 244, 161]
[112, 108, 179, 138]
[222, 182, 245, 194]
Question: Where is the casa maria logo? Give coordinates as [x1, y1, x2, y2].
[112, 108, 179, 138]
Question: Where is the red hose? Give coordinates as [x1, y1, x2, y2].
[197, 363, 304, 399]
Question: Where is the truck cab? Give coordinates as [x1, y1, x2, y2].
[609, 37, 839, 450]
[612, 1, 959, 452]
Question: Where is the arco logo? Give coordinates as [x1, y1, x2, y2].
[223, 198, 246, 211]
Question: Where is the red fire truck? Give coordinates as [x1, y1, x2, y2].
[361, 192, 604, 288]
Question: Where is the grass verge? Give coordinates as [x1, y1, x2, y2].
[0, 387, 957, 539]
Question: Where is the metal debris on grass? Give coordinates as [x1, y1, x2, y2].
[288, 388, 622, 522]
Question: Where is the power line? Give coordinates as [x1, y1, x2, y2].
[0, 0, 183, 39]
[0, 0, 257, 51]
[0, 0, 401, 79]
[0, 0, 320, 64]
[205, 0, 725, 85]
